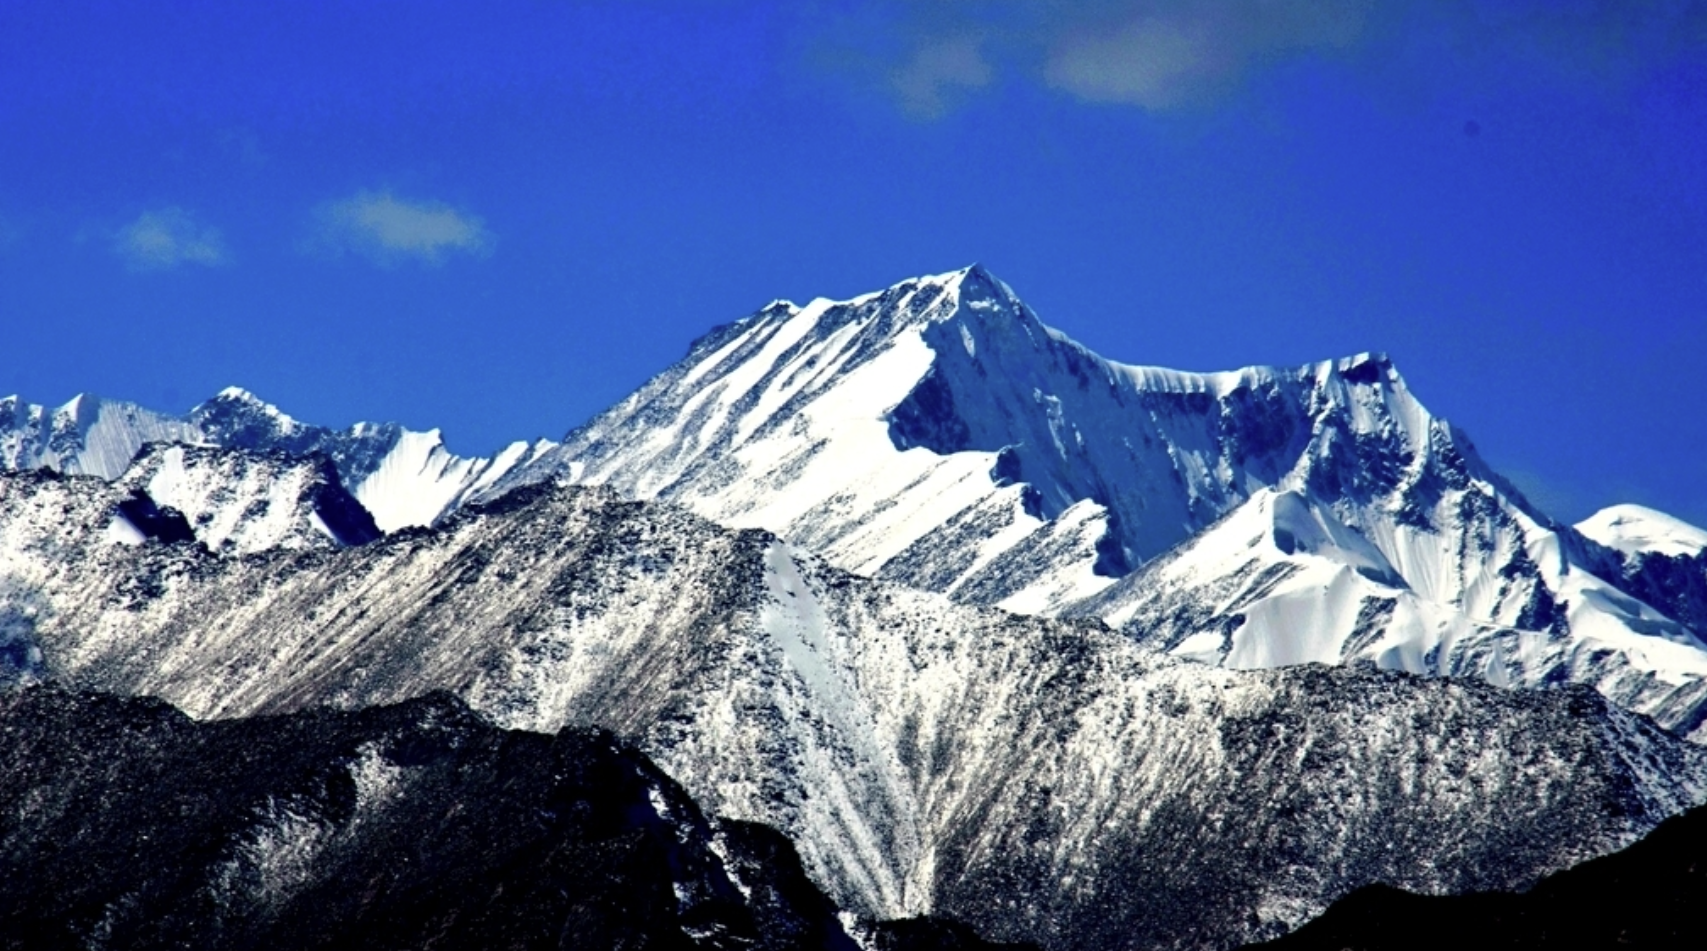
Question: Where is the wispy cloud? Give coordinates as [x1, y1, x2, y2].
[112, 207, 229, 271]
[891, 35, 994, 118]
[1042, 1, 1366, 109]
[309, 191, 494, 266]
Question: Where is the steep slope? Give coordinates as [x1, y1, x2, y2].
[1244, 799, 1707, 950]
[4, 466, 1705, 950]
[466, 265, 1707, 737]
[0, 389, 552, 533]
[0, 686, 1016, 951]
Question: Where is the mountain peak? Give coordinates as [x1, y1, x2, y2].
[202, 386, 298, 427]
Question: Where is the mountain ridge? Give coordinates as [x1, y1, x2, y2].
[7, 266, 1707, 740]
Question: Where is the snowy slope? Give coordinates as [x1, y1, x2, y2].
[0, 389, 553, 533]
[1579, 504, 1707, 559]
[4, 468, 1706, 950]
[1070, 487, 1707, 740]
[189, 387, 556, 533]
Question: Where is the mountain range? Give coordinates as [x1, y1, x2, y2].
[4, 265, 1707, 948]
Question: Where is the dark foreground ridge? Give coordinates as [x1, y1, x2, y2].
[0, 687, 1027, 951]
[1245, 800, 1707, 951]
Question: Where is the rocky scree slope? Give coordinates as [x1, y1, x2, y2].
[0, 686, 1022, 951]
[462, 266, 1707, 741]
[2, 468, 1705, 950]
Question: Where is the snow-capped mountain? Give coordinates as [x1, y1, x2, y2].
[8, 267, 1705, 745]
[0, 388, 554, 533]
[1068, 486, 1707, 741]
[3, 465, 1704, 950]
[193, 387, 555, 532]
[460, 265, 1707, 740]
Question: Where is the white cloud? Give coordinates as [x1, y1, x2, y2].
[1045, 17, 1230, 109]
[890, 35, 994, 118]
[310, 191, 494, 266]
[113, 207, 229, 271]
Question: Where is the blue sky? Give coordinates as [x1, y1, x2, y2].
[2, 1, 1704, 525]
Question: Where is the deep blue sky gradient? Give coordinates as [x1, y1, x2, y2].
[1, 1, 1703, 525]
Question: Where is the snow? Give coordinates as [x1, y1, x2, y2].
[2, 389, 558, 537]
[0, 394, 201, 479]
[352, 429, 485, 532]
[1578, 504, 1707, 559]
[439, 264, 1707, 741]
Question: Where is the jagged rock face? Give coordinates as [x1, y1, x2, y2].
[1243, 798, 1707, 951]
[0, 687, 1009, 951]
[5, 472, 1705, 950]
[1066, 486, 1707, 742]
[480, 266, 1479, 613]
[0, 389, 553, 533]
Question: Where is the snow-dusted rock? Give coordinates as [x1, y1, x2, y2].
[113, 443, 380, 554]
[0, 393, 199, 478]
[188, 387, 556, 533]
